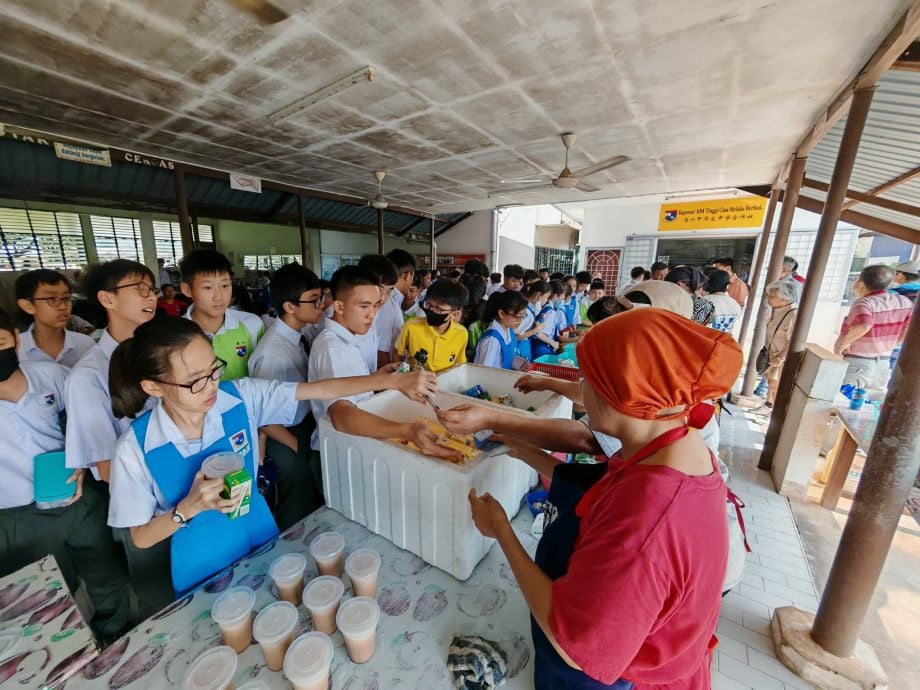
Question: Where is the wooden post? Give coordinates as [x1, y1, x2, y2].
[741, 158, 807, 396]
[298, 194, 308, 266]
[737, 188, 779, 347]
[760, 87, 876, 471]
[811, 297, 920, 656]
[174, 168, 194, 255]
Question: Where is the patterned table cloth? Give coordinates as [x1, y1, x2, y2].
[0, 555, 97, 689]
[66, 506, 538, 689]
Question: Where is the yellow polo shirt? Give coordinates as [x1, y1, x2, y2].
[394, 318, 468, 373]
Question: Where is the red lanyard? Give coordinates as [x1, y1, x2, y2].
[576, 426, 690, 518]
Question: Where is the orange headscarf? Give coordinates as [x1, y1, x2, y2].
[576, 308, 742, 425]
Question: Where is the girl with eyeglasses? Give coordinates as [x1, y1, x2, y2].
[106, 317, 438, 597]
[474, 290, 529, 370]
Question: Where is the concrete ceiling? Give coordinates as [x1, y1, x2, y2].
[0, 0, 912, 214]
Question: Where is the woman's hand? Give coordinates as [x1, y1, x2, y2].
[384, 369, 438, 404]
[64, 469, 84, 506]
[469, 489, 511, 539]
[407, 421, 463, 460]
[178, 471, 236, 519]
[436, 404, 492, 434]
[513, 374, 548, 394]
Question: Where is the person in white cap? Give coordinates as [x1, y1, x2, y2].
[891, 259, 920, 303]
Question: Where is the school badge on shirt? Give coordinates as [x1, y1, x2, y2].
[235, 343, 249, 358]
[43, 393, 56, 408]
[230, 429, 250, 456]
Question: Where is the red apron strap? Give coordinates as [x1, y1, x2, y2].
[726, 488, 752, 553]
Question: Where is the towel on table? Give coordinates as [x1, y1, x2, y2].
[447, 634, 508, 690]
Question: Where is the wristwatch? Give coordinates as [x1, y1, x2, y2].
[171, 507, 189, 527]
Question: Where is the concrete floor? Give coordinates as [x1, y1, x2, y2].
[740, 407, 920, 690]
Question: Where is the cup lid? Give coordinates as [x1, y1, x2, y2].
[269, 552, 307, 583]
[202, 452, 243, 478]
[236, 682, 272, 690]
[252, 601, 299, 644]
[211, 586, 256, 626]
[335, 596, 380, 636]
[283, 632, 334, 683]
[303, 576, 344, 611]
[309, 532, 345, 559]
[345, 549, 381, 580]
[182, 645, 237, 690]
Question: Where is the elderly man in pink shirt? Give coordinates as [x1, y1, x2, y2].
[835, 265, 913, 391]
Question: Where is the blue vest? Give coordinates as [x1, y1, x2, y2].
[477, 326, 516, 369]
[516, 305, 538, 361]
[562, 297, 578, 328]
[531, 305, 558, 359]
[132, 381, 279, 596]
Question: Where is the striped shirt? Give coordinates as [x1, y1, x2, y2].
[842, 290, 913, 356]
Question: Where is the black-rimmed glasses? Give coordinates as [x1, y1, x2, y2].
[153, 358, 227, 394]
[110, 281, 161, 299]
[295, 296, 325, 309]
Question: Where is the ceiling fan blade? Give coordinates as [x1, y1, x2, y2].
[487, 183, 553, 198]
[578, 183, 600, 193]
[226, 0, 289, 24]
[571, 155, 630, 179]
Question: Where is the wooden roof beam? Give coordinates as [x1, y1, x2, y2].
[841, 164, 920, 210]
[793, 193, 920, 244]
[802, 177, 920, 218]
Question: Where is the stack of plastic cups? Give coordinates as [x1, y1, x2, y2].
[284, 632, 335, 690]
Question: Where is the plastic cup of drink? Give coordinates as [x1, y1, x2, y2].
[344, 549, 381, 598]
[182, 645, 237, 690]
[202, 452, 243, 480]
[302, 575, 344, 635]
[252, 601, 299, 671]
[284, 632, 334, 690]
[211, 586, 256, 653]
[336, 596, 380, 664]
[309, 532, 345, 577]
[270, 552, 307, 606]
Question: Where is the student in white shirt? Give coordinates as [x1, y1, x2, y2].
[0, 310, 130, 639]
[249, 263, 325, 529]
[65, 260, 159, 484]
[516, 281, 552, 361]
[107, 316, 436, 598]
[493, 264, 525, 294]
[358, 253, 404, 369]
[475, 291, 528, 369]
[308, 266, 454, 460]
[15, 269, 94, 368]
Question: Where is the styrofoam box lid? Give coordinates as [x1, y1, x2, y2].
[303, 576, 344, 611]
[283, 632, 334, 683]
[202, 452, 243, 478]
[252, 601, 298, 644]
[345, 549, 381, 580]
[309, 532, 345, 559]
[335, 596, 379, 636]
[182, 645, 237, 690]
[211, 586, 255, 626]
[269, 552, 307, 583]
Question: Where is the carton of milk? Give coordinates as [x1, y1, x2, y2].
[221, 469, 252, 519]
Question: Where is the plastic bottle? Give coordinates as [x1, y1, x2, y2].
[412, 349, 429, 371]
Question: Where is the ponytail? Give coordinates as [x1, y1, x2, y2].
[109, 318, 208, 418]
[480, 290, 527, 327]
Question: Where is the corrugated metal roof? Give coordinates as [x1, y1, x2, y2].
[0, 138, 463, 233]
[804, 69, 920, 232]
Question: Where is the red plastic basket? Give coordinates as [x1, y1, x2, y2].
[528, 362, 582, 382]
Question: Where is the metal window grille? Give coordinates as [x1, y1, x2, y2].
[533, 247, 575, 275]
[0, 207, 86, 270]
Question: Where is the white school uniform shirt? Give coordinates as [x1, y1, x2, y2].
[555, 306, 569, 333]
[0, 362, 68, 509]
[18, 326, 94, 369]
[107, 378, 297, 528]
[403, 302, 424, 320]
[249, 319, 309, 425]
[516, 306, 535, 336]
[474, 319, 512, 369]
[64, 330, 153, 472]
[307, 319, 374, 450]
[539, 306, 558, 339]
[373, 289, 405, 356]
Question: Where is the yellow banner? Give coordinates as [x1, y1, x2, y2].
[658, 197, 767, 231]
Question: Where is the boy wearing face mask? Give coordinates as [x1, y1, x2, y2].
[393, 279, 469, 373]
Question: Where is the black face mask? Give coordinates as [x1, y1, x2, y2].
[424, 307, 450, 327]
[0, 347, 19, 382]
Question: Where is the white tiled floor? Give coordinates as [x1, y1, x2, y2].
[713, 404, 818, 690]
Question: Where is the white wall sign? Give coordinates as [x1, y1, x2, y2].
[53, 142, 111, 167]
[230, 173, 262, 194]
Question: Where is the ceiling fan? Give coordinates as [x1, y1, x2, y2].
[489, 133, 629, 198]
[225, 0, 289, 24]
[370, 171, 388, 209]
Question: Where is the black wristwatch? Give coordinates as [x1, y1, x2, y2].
[171, 507, 189, 527]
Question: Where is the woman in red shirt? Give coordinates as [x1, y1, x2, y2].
[157, 283, 186, 318]
[469, 308, 742, 689]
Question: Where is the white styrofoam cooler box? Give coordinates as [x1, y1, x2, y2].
[318, 365, 573, 580]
